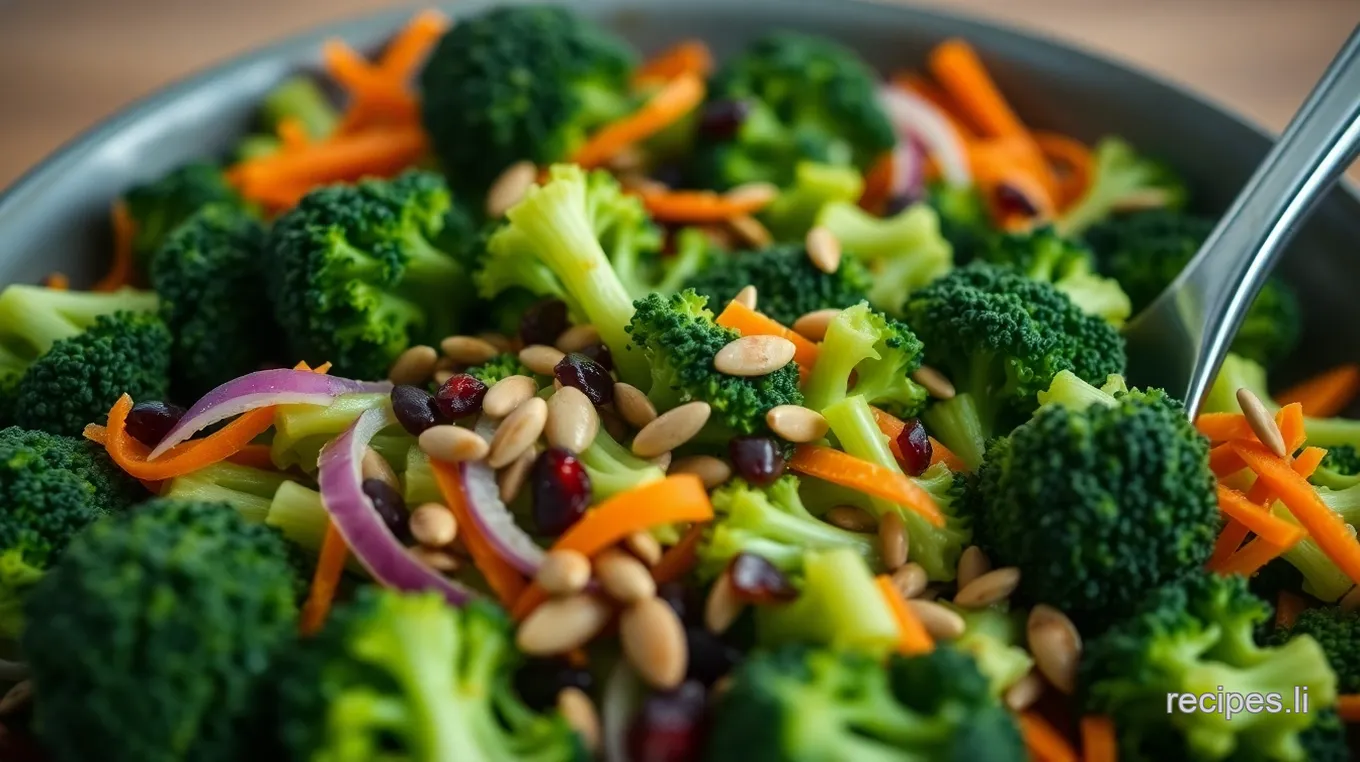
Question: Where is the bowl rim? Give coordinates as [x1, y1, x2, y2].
[0, 0, 1354, 213]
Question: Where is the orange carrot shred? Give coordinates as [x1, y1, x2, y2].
[715, 300, 819, 371]
[430, 461, 527, 607]
[574, 73, 705, 168]
[232, 125, 428, 206]
[859, 152, 896, 214]
[870, 406, 964, 471]
[1276, 403, 1306, 453]
[1035, 132, 1094, 210]
[94, 200, 136, 292]
[929, 40, 1028, 138]
[1209, 442, 1248, 478]
[1276, 591, 1307, 629]
[1215, 485, 1306, 549]
[323, 39, 417, 127]
[875, 574, 934, 654]
[1196, 412, 1255, 442]
[227, 443, 281, 471]
[1019, 711, 1080, 762]
[1338, 694, 1360, 722]
[299, 521, 349, 635]
[277, 117, 311, 151]
[893, 72, 978, 140]
[1277, 364, 1360, 418]
[43, 272, 70, 290]
[512, 475, 714, 619]
[1080, 715, 1117, 762]
[1209, 520, 1250, 568]
[636, 186, 776, 223]
[633, 40, 714, 86]
[789, 445, 944, 527]
[1211, 536, 1292, 577]
[378, 10, 451, 81]
[652, 523, 706, 586]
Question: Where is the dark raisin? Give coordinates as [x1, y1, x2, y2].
[362, 478, 411, 543]
[895, 417, 933, 477]
[520, 299, 570, 348]
[124, 400, 186, 448]
[531, 447, 592, 536]
[993, 182, 1040, 218]
[627, 681, 708, 762]
[577, 342, 614, 372]
[698, 99, 750, 142]
[554, 352, 614, 406]
[513, 658, 593, 712]
[727, 552, 798, 604]
[434, 373, 488, 419]
[391, 384, 445, 436]
[728, 436, 785, 486]
[657, 581, 700, 624]
[685, 625, 744, 686]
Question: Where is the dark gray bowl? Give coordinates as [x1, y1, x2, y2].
[0, 0, 1355, 385]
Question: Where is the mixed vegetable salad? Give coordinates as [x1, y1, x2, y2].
[3, 5, 1359, 762]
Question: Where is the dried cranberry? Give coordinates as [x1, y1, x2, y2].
[884, 192, 921, 216]
[520, 299, 570, 348]
[124, 400, 186, 448]
[698, 99, 750, 142]
[627, 681, 708, 762]
[391, 384, 445, 436]
[513, 658, 594, 712]
[577, 342, 614, 372]
[896, 417, 933, 476]
[658, 581, 700, 624]
[728, 436, 785, 486]
[727, 552, 798, 604]
[993, 182, 1040, 218]
[531, 447, 592, 536]
[362, 478, 412, 543]
[685, 625, 744, 686]
[554, 353, 614, 406]
[434, 373, 488, 419]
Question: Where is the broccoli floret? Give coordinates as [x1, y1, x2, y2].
[1087, 209, 1300, 366]
[700, 475, 878, 579]
[821, 394, 970, 581]
[0, 284, 156, 377]
[695, 32, 894, 189]
[926, 180, 993, 265]
[755, 547, 900, 654]
[271, 392, 409, 473]
[903, 261, 1127, 470]
[706, 643, 1025, 762]
[479, 165, 655, 387]
[946, 604, 1035, 698]
[979, 226, 1132, 325]
[578, 424, 665, 502]
[683, 243, 873, 327]
[23, 498, 299, 762]
[1057, 137, 1187, 237]
[267, 171, 475, 380]
[627, 290, 803, 438]
[816, 200, 954, 316]
[1311, 444, 1360, 490]
[973, 386, 1218, 626]
[0, 427, 142, 637]
[275, 588, 587, 762]
[258, 75, 340, 141]
[1079, 571, 1337, 762]
[1035, 369, 1130, 412]
[1294, 709, 1350, 762]
[802, 301, 928, 418]
[465, 353, 538, 387]
[761, 161, 865, 239]
[150, 203, 280, 398]
[420, 5, 636, 198]
[122, 162, 247, 274]
[1269, 607, 1360, 693]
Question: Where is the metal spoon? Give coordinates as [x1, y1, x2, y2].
[1122, 25, 1360, 417]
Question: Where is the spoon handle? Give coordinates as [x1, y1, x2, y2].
[1128, 25, 1360, 415]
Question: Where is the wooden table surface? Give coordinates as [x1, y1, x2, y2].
[0, 0, 1356, 189]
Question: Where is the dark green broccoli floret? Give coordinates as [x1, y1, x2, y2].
[122, 162, 247, 273]
[1293, 709, 1349, 762]
[706, 643, 1025, 762]
[1056, 137, 1187, 237]
[699, 475, 877, 579]
[1269, 606, 1360, 693]
[626, 290, 803, 439]
[465, 353, 537, 387]
[1312, 444, 1360, 490]
[1086, 209, 1300, 366]
[695, 32, 895, 189]
[150, 203, 280, 398]
[973, 385, 1218, 626]
[802, 301, 927, 418]
[266, 170, 476, 380]
[903, 261, 1127, 469]
[1079, 571, 1337, 762]
[682, 242, 872, 326]
[979, 226, 1131, 326]
[926, 180, 993, 265]
[23, 498, 299, 762]
[760, 161, 865, 239]
[419, 5, 636, 198]
[275, 588, 587, 762]
[0, 427, 143, 637]
[816, 200, 954, 316]
[578, 425, 665, 502]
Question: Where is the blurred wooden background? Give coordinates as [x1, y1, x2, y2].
[0, 0, 1356, 189]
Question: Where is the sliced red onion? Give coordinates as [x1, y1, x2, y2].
[602, 661, 644, 762]
[877, 85, 971, 187]
[890, 137, 925, 203]
[317, 406, 476, 606]
[148, 369, 392, 459]
[460, 418, 547, 576]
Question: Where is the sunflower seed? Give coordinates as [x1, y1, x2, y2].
[536, 549, 592, 597]
[704, 572, 745, 634]
[487, 397, 548, 468]
[669, 455, 732, 489]
[1027, 604, 1082, 695]
[387, 344, 438, 385]
[732, 284, 758, 311]
[912, 365, 957, 400]
[595, 548, 656, 604]
[1003, 670, 1046, 711]
[484, 375, 538, 419]
[621, 597, 688, 690]
[613, 382, 658, 428]
[713, 336, 796, 377]
[497, 446, 537, 502]
[486, 160, 538, 217]
[1237, 387, 1287, 458]
[409, 503, 458, 548]
[724, 181, 779, 208]
[908, 599, 965, 640]
[520, 344, 567, 376]
[953, 567, 1021, 608]
[878, 511, 909, 570]
[555, 324, 601, 354]
[890, 562, 928, 599]
[632, 401, 711, 458]
[557, 687, 601, 754]
[361, 447, 399, 491]
[726, 215, 773, 248]
[546, 386, 600, 453]
[804, 226, 842, 273]
[791, 308, 840, 342]
[956, 545, 992, 590]
[624, 531, 663, 566]
[766, 404, 828, 444]
[418, 424, 489, 463]
[826, 505, 877, 532]
[516, 593, 613, 655]
[441, 335, 500, 366]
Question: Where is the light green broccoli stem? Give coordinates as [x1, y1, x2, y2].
[1037, 370, 1127, 412]
[943, 603, 1034, 697]
[0, 285, 159, 360]
[755, 547, 899, 655]
[234, 135, 282, 161]
[403, 446, 443, 507]
[1279, 529, 1356, 603]
[823, 394, 960, 580]
[0, 548, 45, 639]
[802, 304, 880, 414]
[1318, 485, 1360, 526]
[266, 481, 331, 555]
[1055, 271, 1132, 327]
[161, 462, 295, 524]
[271, 393, 393, 472]
[497, 165, 649, 388]
[817, 201, 952, 314]
[652, 228, 712, 296]
[921, 394, 987, 472]
[762, 161, 865, 239]
[259, 75, 340, 140]
[578, 426, 665, 502]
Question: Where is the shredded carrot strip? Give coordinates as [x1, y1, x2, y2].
[637, 187, 776, 223]
[227, 444, 280, 471]
[1245, 442, 1323, 507]
[1208, 442, 1248, 478]
[277, 117, 311, 151]
[875, 574, 934, 654]
[1035, 132, 1094, 210]
[789, 445, 944, 527]
[512, 475, 714, 619]
[715, 300, 819, 371]
[430, 461, 527, 606]
[1234, 440, 1360, 585]
[1277, 403, 1306, 452]
[377, 10, 450, 81]
[574, 73, 705, 168]
[1196, 412, 1255, 442]
[1209, 520, 1250, 568]
[1080, 716, 1117, 762]
[299, 521, 349, 635]
[323, 40, 417, 129]
[1277, 364, 1360, 418]
[893, 72, 978, 140]
[94, 200, 136, 292]
[1212, 536, 1293, 577]
[633, 40, 714, 86]
[1019, 711, 1080, 762]
[652, 523, 706, 586]
[232, 125, 428, 205]
[1276, 591, 1307, 629]
[971, 145, 1057, 223]
[43, 272, 69, 290]
[928, 40, 1027, 138]
[870, 407, 965, 471]
[859, 152, 895, 214]
[1339, 694, 1360, 722]
[1216, 485, 1306, 548]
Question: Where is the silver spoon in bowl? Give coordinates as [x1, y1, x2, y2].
[1122, 25, 1360, 417]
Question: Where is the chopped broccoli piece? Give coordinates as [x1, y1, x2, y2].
[1269, 606, 1360, 693]
[1057, 137, 1187, 236]
[695, 32, 895, 189]
[465, 353, 539, 387]
[1035, 369, 1129, 412]
[1079, 571, 1337, 762]
[979, 226, 1132, 325]
[23, 498, 299, 762]
[945, 603, 1035, 698]
[761, 161, 865, 239]
[816, 200, 954, 316]
[258, 75, 340, 140]
[161, 461, 293, 526]
[802, 301, 928, 418]
[682, 243, 872, 327]
[755, 547, 900, 654]
[266, 480, 332, 557]
[275, 588, 587, 762]
[578, 424, 665, 502]
[420, 5, 636, 199]
[1312, 444, 1360, 490]
[270, 393, 410, 473]
[122, 162, 247, 274]
[926, 180, 993, 265]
